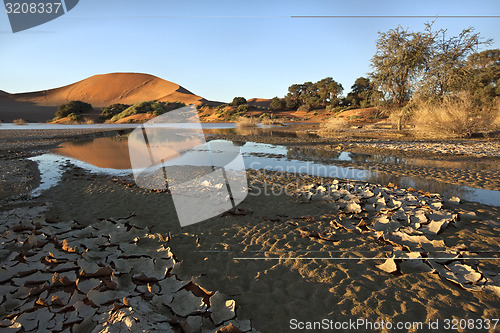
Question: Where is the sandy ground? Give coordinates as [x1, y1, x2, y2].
[1, 127, 499, 332]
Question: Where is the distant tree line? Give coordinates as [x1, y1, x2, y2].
[268, 23, 498, 121]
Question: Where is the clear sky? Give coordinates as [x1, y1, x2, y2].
[0, 0, 499, 102]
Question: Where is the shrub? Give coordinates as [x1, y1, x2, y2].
[270, 97, 286, 110]
[13, 118, 27, 125]
[67, 113, 82, 121]
[55, 101, 92, 119]
[318, 117, 349, 136]
[109, 101, 185, 122]
[236, 104, 249, 113]
[100, 103, 130, 120]
[297, 104, 311, 112]
[236, 116, 257, 128]
[412, 93, 497, 138]
[231, 97, 247, 106]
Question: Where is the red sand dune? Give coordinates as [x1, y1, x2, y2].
[0, 73, 207, 122]
[247, 98, 272, 108]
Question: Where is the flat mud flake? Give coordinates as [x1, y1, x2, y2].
[170, 289, 207, 317]
[110, 274, 136, 294]
[391, 209, 408, 222]
[376, 258, 398, 274]
[443, 263, 482, 285]
[217, 323, 245, 333]
[10, 285, 31, 300]
[151, 294, 174, 308]
[182, 316, 203, 333]
[87, 290, 124, 307]
[110, 258, 133, 275]
[0, 268, 14, 283]
[26, 233, 46, 248]
[430, 202, 443, 210]
[73, 301, 98, 318]
[52, 271, 76, 287]
[5, 262, 42, 278]
[387, 198, 402, 209]
[345, 201, 362, 214]
[420, 220, 449, 235]
[13, 271, 53, 286]
[371, 217, 401, 232]
[66, 290, 87, 308]
[15, 312, 38, 331]
[388, 231, 445, 252]
[130, 259, 157, 282]
[78, 259, 113, 278]
[72, 317, 97, 333]
[210, 292, 236, 325]
[158, 276, 190, 295]
[400, 259, 433, 274]
[428, 251, 460, 264]
[46, 315, 64, 331]
[76, 278, 101, 294]
[367, 196, 385, 205]
[51, 262, 79, 273]
[50, 291, 72, 305]
[410, 212, 428, 225]
[427, 211, 456, 224]
[0, 284, 17, 297]
[448, 196, 461, 204]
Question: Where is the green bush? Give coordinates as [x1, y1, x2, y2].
[100, 104, 130, 120]
[67, 113, 82, 121]
[297, 104, 311, 112]
[109, 101, 186, 122]
[236, 104, 249, 113]
[270, 97, 286, 110]
[231, 97, 247, 106]
[55, 101, 92, 119]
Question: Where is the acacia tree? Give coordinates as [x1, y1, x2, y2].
[371, 24, 492, 106]
[345, 77, 381, 108]
[284, 77, 343, 109]
[465, 49, 500, 105]
[370, 26, 434, 107]
[420, 26, 492, 98]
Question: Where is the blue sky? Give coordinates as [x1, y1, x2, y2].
[0, 0, 499, 102]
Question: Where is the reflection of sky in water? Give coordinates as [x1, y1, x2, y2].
[28, 154, 130, 197]
[32, 138, 500, 207]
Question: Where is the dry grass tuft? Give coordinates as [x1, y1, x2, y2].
[260, 117, 283, 125]
[13, 118, 27, 125]
[236, 116, 257, 128]
[318, 117, 349, 137]
[413, 94, 498, 138]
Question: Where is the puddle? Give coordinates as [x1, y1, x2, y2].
[0, 123, 237, 130]
[28, 136, 500, 207]
[288, 147, 500, 171]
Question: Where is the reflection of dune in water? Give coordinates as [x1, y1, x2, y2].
[53, 135, 207, 170]
[53, 137, 132, 169]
